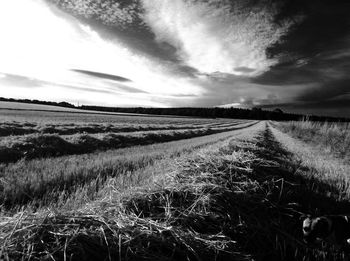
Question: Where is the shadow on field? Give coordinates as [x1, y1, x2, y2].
[252, 126, 350, 215]
[125, 125, 350, 260]
[232, 125, 350, 261]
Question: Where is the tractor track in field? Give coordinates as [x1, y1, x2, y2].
[248, 123, 350, 260]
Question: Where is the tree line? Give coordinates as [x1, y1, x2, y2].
[0, 97, 348, 122]
[81, 106, 348, 122]
[0, 97, 75, 109]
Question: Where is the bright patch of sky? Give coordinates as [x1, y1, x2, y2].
[0, 0, 300, 108]
[0, 0, 202, 106]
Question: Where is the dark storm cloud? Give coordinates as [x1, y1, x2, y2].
[259, 98, 350, 117]
[268, 0, 350, 59]
[247, 0, 350, 117]
[252, 42, 350, 116]
[255, 0, 350, 84]
[297, 79, 350, 102]
[252, 61, 320, 86]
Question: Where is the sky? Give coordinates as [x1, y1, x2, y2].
[0, 0, 349, 117]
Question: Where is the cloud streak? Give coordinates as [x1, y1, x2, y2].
[71, 69, 132, 82]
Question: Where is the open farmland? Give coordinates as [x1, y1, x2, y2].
[0, 101, 155, 117]
[0, 101, 86, 113]
[0, 105, 254, 163]
[1, 106, 350, 260]
[0, 102, 215, 124]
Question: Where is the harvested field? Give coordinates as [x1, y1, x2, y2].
[0, 122, 256, 163]
[0, 120, 245, 137]
[1, 108, 350, 260]
[0, 122, 260, 209]
[0, 101, 86, 112]
[0, 102, 218, 125]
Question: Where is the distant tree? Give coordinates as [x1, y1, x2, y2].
[273, 108, 284, 114]
[58, 102, 75, 108]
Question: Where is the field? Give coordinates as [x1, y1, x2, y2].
[0, 101, 185, 123]
[1, 105, 350, 261]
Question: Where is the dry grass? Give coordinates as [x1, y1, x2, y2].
[1, 130, 261, 261]
[0, 121, 245, 137]
[0, 122, 261, 211]
[276, 120, 350, 161]
[0, 122, 256, 164]
[1, 124, 265, 261]
[0, 106, 220, 125]
[2, 121, 350, 260]
[0, 213, 251, 261]
[271, 125, 350, 204]
[4, 123, 350, 260]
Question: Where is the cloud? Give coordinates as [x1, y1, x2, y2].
[234, 67, 257, 74]
[50, 0, 141, 29]
[1, 0, 349, 118]
[267, 0, 350, 61]
[53, 81, 148, 95]
[0, 0, 203, 101]
[70, 69, 148, 93]
[297, 78, 350, 102]
[252, 60, 317, 86]
[165, 75, 270, 107]
[52, 1, 185, 66]
[0, 73, 46, 88]
[141, 0, 299, 76]
[259, 99, 350, 118]
[71, 69, 132, 82]
[252, 36, 350, 110]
